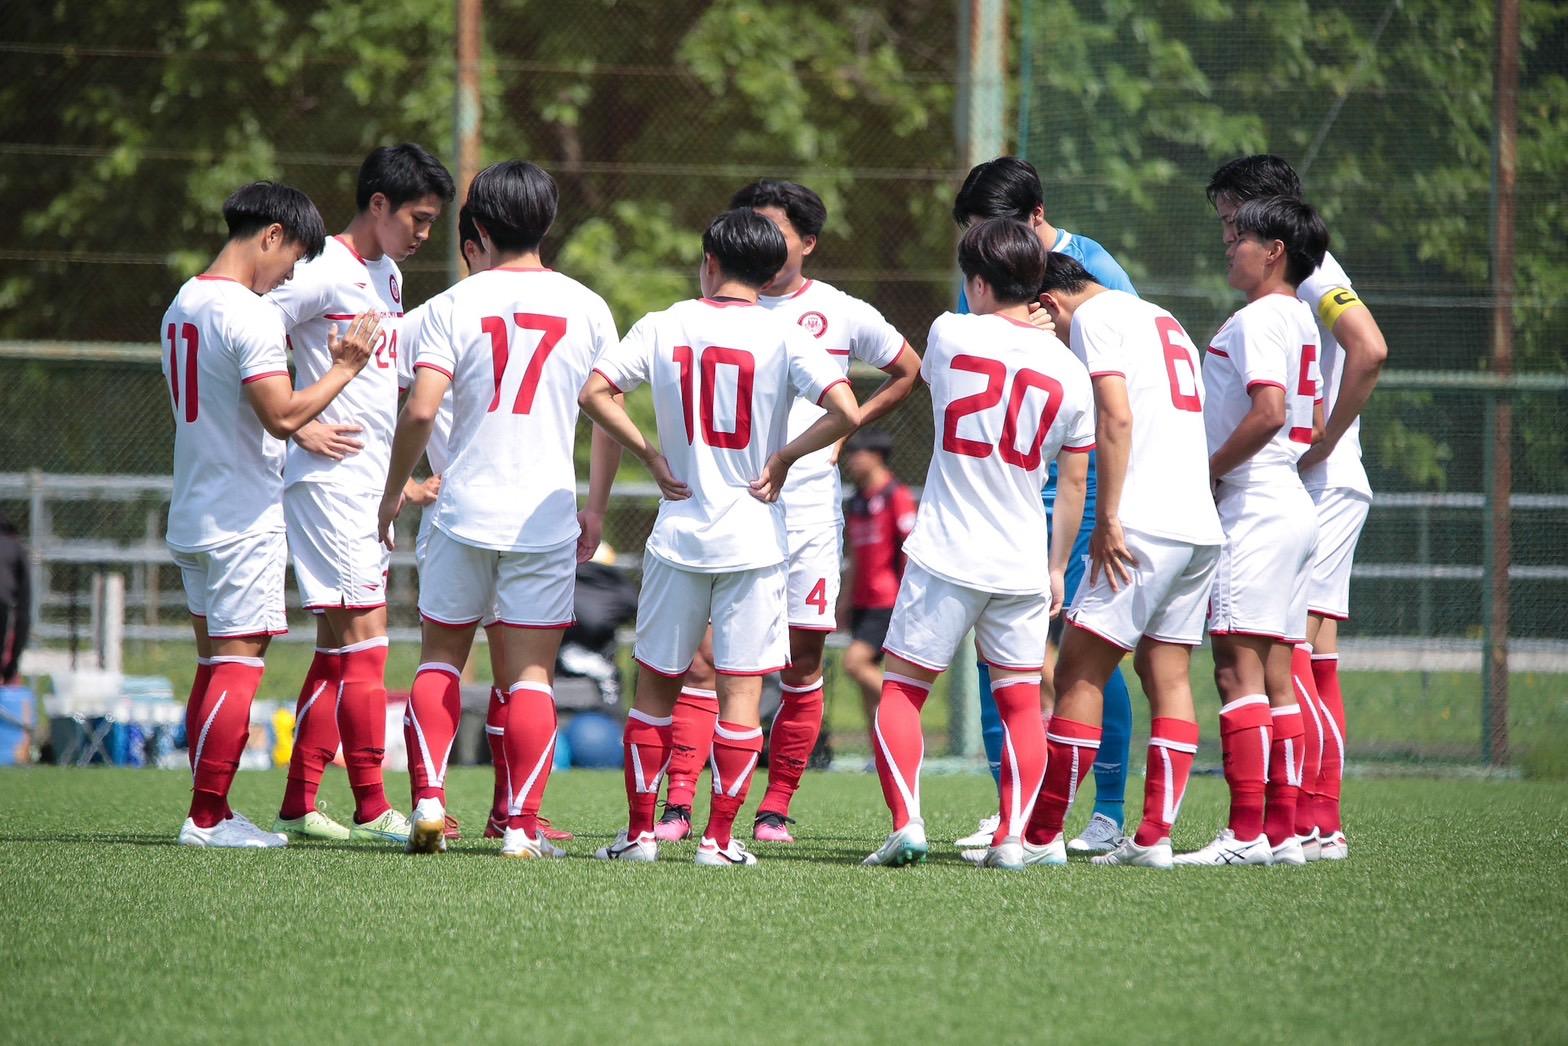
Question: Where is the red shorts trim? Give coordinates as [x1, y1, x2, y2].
[498, 619, 575, 631]
[1307, 607, 1350, 622]
[420, 611, 482, 629]
[634, 656, 687, 680]
[206, 627, 289, 639]
[715, 663, 788, 678]
[982, 659, 1047, 672]
[306, 601, 388, 611]
[1066, 616, 1135, 653]
[787, 623, 836, 633]
[881, 644, 947, 673]
[1209, 627, 1290, 642]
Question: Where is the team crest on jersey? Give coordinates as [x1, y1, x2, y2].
[798, 311, 828, 338]
[388, 274, 401, 305]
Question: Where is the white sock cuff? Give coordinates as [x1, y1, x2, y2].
[1220, 694, 1270, 716]
[1046, 732, 1101, 750]
[1271, 703, 1302, 718]
[1297, 642, 1314, 654]
[417, 662, 462, 678]
[339, 636, 390, 654]
[1149, 735, 1199, 755]
[1311, 652, 1340, 662]
[314, 646, 343, 656]
[484, 725, 505, 736]
[884, 670, 932, 693]
[196, 657, 215, 666]
[678, 686, 718, 702]
[209, 655, 265, 668]
[627, 708, 673, 727]
[780, 679, 823, 694]
[714, 721, 763, 741]
[508, 681, 553, 699]
[992, 675, 1042, 692]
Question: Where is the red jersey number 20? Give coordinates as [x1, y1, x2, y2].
[942, 355, 1063, 470]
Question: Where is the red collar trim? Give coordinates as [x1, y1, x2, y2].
[998, 314, 1039, 331]
[333, 234, 369, 267]
[196, 274, 244, 284]
[787, 278, 814, 299]
[700, 297, 755, 308]
[495, 265, 553, 273]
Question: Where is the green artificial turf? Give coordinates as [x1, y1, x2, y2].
[3, 767, 1565, 1044]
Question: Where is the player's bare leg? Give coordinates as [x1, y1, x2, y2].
[402, 617, 476, 853]
[864, 653, 936, 866]
[1304, 613, 1347, 857]
[182, 626, 284, 848]
[495, 624, 566, 860]
[318, 605, 405, 843]
[657, 630, 717, 841]
[697, 673, 765, 866]
[841, 637, 883, 751]
[755, 627, 828, 840]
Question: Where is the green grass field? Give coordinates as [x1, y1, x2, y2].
[4, 766, 1566, 1044]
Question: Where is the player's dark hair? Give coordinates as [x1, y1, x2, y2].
[355, 143, 456, 212]
[1233, 196, 1329, 287]
[457, 205, 482, 251]
[729, 179, 827, 239]
[847, 428, 894, 463]
[952, 156, 1043, 226]
[222, 181, 326, 259]
[465, 160, 557, 252]
[702, 208, 788, 289]
[1038, 253, 1099, 296]
[958, 218, 1047, 305]
[1206, 154, 1304, 207]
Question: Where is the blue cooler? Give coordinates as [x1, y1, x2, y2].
[0, 685, 34, 766]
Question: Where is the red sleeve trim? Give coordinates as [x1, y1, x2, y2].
[1246, 380, 1286, 392]
[1062, 443, 1096, 453]
[816, 378, 850, 406]
[1088, 370, 1126, 379]
[591, 368, 624, 395]
[414, 361, 454, 380]
[878, 342, 915, 374]
[323, 313, 358, 321]
[1207, 347, 1230, 358]
[826, 348, 851, 357]
[241, 370, 289, 385]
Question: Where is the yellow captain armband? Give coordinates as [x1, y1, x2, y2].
[1317, 287, 1364, 328]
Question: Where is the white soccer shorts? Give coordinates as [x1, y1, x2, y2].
[1306, 486, 1372, 621]
[416, 510, 499, 628]
[882, 561, 1051, 673]
[786, 525, 842, 631]
[284, 482, 390, 611]
[1208, 482, 1319, 643]
[633, 555, 788, 677]
[1067, 528, 1221, 650]
[418, 528, 575, 630]
[171, 528, 288, 638]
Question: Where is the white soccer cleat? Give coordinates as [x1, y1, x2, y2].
[1271, 836, 1307, 866]
[1067, 812, 1124, 855]
[1173, 828, 1273, 867]
[863, 818, 929, 867]
[1091, 836, 1173, 869]
[350, 808, 413, 846]
[225, 809, 289, 845]
[594, 829, 658, 863]
[1299, 827, 1323, 862]
[695, 837, 759, 867]
[406, 798, 448, 854]
[1020, 833, 1067, 867]
[179, 817, 286, 849]
[978, 837, 1026, 871]
[500, 827, 565, 860]
[1318, 830, 1349, 861]
[955, 812, 1001, 848]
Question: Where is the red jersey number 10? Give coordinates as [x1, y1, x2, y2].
[166, 322, 199, 423]
[673, 344, 755, 450]
[481, 313, 568, 414]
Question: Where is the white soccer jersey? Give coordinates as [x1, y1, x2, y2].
[162, 276, 290, 552]
[757, 279, 907, 528]
[593, 297, 848, 572]
[1296, 251, 1372, 496]
[268, 235, 404, 493]
[901, 312, 1096, 595]
[416, 267, 618, 552]
[1203, 293, 1322, 489]
[398, 301, 454, 473]
[1068, 290, 1223, 546]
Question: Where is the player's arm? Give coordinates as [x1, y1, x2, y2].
[855, 342, 920, 429]
[244, 314, 378, 439]
[750, 382, 861, 503]
[1088, 374, 1137, 590]
[378, 366, 449, 549]
[1299, 296, 1387, 470]
[577, 404, 625, 563]
[1049, 449, 1090, 616]
[1208, 383, 1286, 483]
[578, 373, 690, 502]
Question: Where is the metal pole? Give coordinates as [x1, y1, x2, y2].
[451, 0, 483, 283]
[1484, 0, 1518, 766]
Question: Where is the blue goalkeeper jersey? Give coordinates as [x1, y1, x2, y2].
[956, 228, 1137, 506]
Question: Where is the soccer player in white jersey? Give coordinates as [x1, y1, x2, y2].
[378, 161, 621, 859]
[1017, 254, 1224, 870]
[1208, 156, 1387, 861]
[268, 144, 455, 845]
[1174, 196, 1327, 868]
[865, 218, 1095, 870]
[163, 181, 376, 847]
[651, 179, 920, 845]
[580, 209, 860, 866]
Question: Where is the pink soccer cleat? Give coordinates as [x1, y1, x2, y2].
[752, 812, 796, 844]
[654, 804, 692, 842]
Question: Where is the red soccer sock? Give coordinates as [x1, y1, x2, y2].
[871, 672, 930, 831]
[990, 676, 1048, 845]
[1135, 717, 1200, 846]
[758, 679, 824, 819]
[1219, 694, 1273, 841]
[486, 686, 508, 822]
[187, 656, 265, 828]
[1263, 703, 1306, 846]
[1312, 652, 1347, 834]
[279, 646, 343, 820]
[1292, 644, 1325, 836]
[1024, 716, 1101, 845]
[404, 662, 462, 805]
[704, 720, 764, 848]
[623, 709, 673, 837]
[665, 687, 718, 809]
[184, 657, 215, 775]
[337, 637, 392, 823]
[504, 682, 557, 836]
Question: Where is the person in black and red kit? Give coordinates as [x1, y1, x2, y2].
[838, 430, 917, 743]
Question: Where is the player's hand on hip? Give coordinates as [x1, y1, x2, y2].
[292, 421, 364, 460]
[1297, 444, 1328, 472]
[329, 313, 380, 372]
[748, 454, 791, 503]
[404, 474, 440, 507]
[575, 509, 603, 564]
[1026, 300, 1057, 335]
[377, 492, 404, 550]
[1049, 566, 1066, 618]
[648, 455, 691, 502]
[1089, 517, 1137, 592]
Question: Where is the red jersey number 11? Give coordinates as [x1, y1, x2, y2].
[166, 322, 199, 423]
